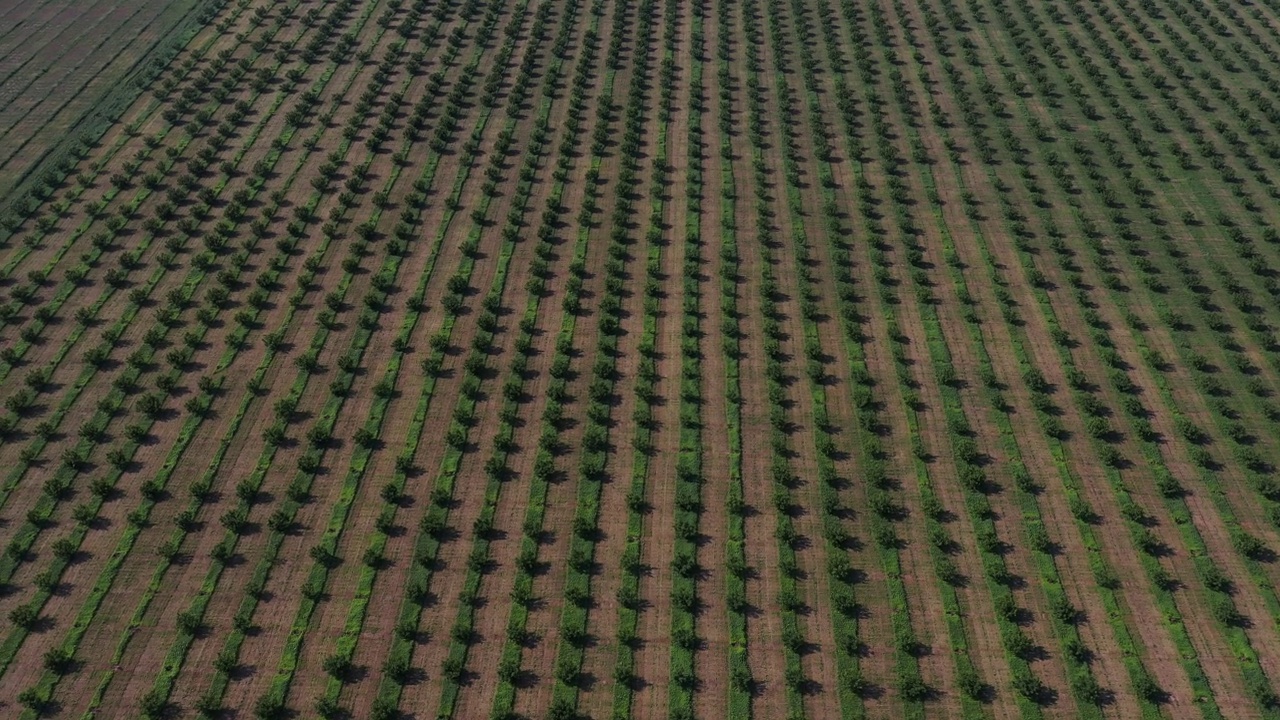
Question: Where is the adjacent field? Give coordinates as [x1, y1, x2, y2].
[3, 0, 1280, 718]
[0, 0, 215, 215]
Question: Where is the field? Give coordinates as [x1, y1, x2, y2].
[2, 0, 1280, 718]
[0, 0, 218, 210]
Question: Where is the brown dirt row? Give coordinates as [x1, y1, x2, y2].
[0, 0, 392, 647]
[771, 217, 848, 718]
[907, 3, 1205, 709]
[497, 3, 653, 715]
[721, 2, 793, 716]
[693, 228, 735, 714]
[686, 1, 738, 717]
[218, 8, 545, 708]
[1064, 0, 1280, 569]
[0, 57, 353, 695]
[889, 257, 1023, 716]
[391, 12, 589, 716]
[0, 69, 310, 513]
[936, 0, 1264, 707]
[964, 82, 1254, 720]
[208, 123, 457, 715]
[622, 11, 687, 720]
[824, 114, 972, 712]
[915, 93, 1150, 718]
[508, 170, 614, 720]
[336, 43, 557, 719]
[881, 0, 1149, 706]
[803, 166, 905, 716]
[617, 174, 675, 713]
[579, 76, 673, 720]
[733, 195, 793, 720]
[791, 30, 905, 712]
[1122, 326, 1280, 685]
[75, 9, 430, 713]
[506, 46, 666, 720]
[1072, 0, 1280, 586]
[809, 1, 996, 709]
[865, 5, 1085, 711]
[448, 164, 598, 720]
[747, 63, 846, 720]
[272, 8, 542, 709]
[987, 38, 1278, 720]
[447, 21, 613, 709]
[107, 106, 408, 712]
[934, 259, 1082, 706]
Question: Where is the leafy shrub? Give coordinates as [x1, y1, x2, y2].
[1071, 671, 1106, 705]
[898, 674, 930, 702]
[9, 604, 39, 629]
[957, 667, 986, 700]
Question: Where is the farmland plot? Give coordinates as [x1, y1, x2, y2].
[0, 0, 218, 211]
[5, 0, 1280, 718]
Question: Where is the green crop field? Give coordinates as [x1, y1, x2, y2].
[2, 0, 1280, 718]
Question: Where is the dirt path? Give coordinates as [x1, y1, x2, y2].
[0, 15, 357, 707]
[450, 146, 593, 719]
[688, 1, 737, 716]
[85, 7, 416, 713]
[869, 3, 1086, 710]
[441, 7, 618, 703]
[504, 17, 634, 709]
[719, 3, 794, 716]
[748, 11, 852, 717]
[898, 4, 1199, 710]
[580, 53, 677, 720]
[621, 8, 685, 720]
